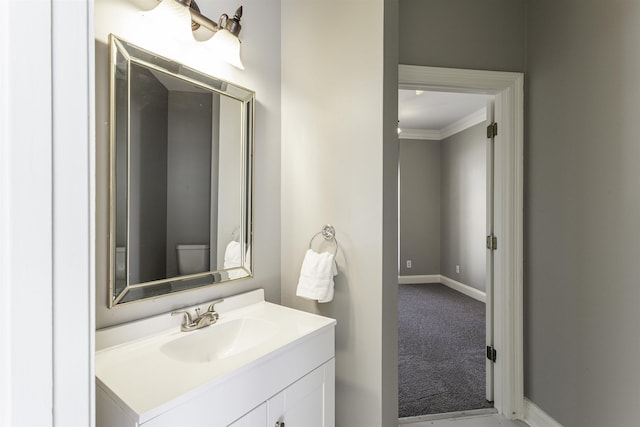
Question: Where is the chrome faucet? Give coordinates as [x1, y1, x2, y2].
[171, 299, 225, 332]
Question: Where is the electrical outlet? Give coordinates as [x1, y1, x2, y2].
[406, 260, 412, 269]
[455, 265, 460, 274]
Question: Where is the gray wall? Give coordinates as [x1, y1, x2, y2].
[166, 91, 213, 278]
[399, 125, 486, 292]
[399, 139, 441, 276]
[399, 0, 526, 72]
[129, 65, 168, 284]
[525, 1, 640, 426]
[440, 123, 486, 291]
[401, 1, 640, 425]
[114, 64, 128, 250]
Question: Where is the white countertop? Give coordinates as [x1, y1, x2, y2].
[95, 289, 336, 423]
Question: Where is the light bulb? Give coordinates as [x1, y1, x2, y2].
[204, 28, 244, 69]
[140, 0, 195, 50]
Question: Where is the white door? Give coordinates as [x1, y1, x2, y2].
[485, 99, 496, 402]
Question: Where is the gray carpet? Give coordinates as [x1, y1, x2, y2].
[398, 283, 493, 418]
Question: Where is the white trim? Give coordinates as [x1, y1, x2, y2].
[2, 2, 54, 425]
[523, 398, 563, 427]
[0, 1, 9, 427]
[398, 275, 487, 303]
[440, 107, 487, 140]
[399, 64, 523, 94]
[399, 408, 497, 424]
[52, 0, 95, 425]
[88, 0, 97, 424]
[494, 68, 525, 421]
[399, 107, 486, 141]
[399, 64, 524, 420]
[399, 128, 441, 140]
[397, 275, 486, 302]
[440, 275, 486, 303]
[0, 0, 10, 422]
[398, 274, 440, 284]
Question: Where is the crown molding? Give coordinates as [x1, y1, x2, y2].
[398, 107, 486, 141]
[398, 128, 441, 140]
[440, 107, 486, 140]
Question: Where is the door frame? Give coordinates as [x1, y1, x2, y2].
[398, 64, 524, 419]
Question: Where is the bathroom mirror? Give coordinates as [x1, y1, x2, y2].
[108, 34, 254, 307]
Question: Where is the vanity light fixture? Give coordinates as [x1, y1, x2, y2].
[153, 0, 245, 69]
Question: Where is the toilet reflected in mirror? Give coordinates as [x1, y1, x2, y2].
[176, 244, 210, 275]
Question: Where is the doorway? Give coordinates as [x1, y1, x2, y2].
[398, 89, 495, 418]
[397, 65, 524, 421]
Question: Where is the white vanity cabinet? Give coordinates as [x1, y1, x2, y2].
[96, 290, 336, 427]
[228, 404, 267, 427]
[230, 359, 334, 427]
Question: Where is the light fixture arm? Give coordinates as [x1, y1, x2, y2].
[224, 6, 243, 37]
[173, 0, 243, 38]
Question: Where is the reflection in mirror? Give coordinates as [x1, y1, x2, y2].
[109, 35, 254, 307]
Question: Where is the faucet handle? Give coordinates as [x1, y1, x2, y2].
[171, 310, 193, 326]
[207, 299, 225, 313]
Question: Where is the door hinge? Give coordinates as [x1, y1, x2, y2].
[487, 345, 497, 363]
[486, 235, 497, 250]
[487, 122, 498, 138]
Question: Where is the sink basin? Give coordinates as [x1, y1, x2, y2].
[160, 317, 277, 363]
[95, 289, 336, 424]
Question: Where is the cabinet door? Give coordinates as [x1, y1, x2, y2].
[229, 403, 267, 427]
[267, 359, 335, 427]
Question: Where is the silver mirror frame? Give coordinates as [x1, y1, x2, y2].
[108, 34, 254, 308]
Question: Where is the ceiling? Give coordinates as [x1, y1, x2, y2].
[398, 90, 493, 132]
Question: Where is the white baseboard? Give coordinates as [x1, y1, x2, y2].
[398, 274, 486, 303]
[398, 274, 440, 284]
[439, 275, 486, 303]
[523, 398, 563, 427]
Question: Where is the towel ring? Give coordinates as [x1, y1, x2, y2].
[308, 224, 339, 257]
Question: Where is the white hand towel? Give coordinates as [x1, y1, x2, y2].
[296, 249, 338, 303]
[224, 241, 245, 279]
[224, 240, 242, 269]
